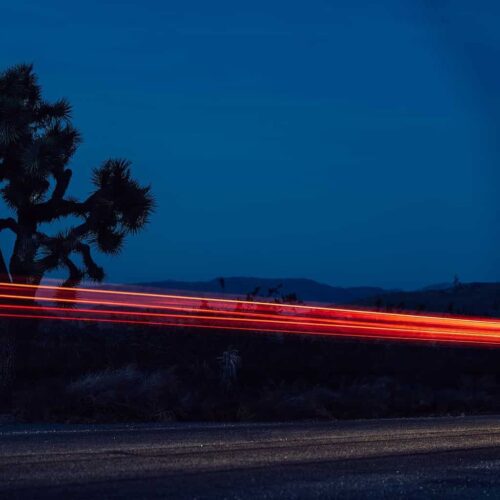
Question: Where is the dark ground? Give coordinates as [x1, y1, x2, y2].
[2, 416, 500, 499]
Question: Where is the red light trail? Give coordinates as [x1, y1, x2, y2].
[1, 281, 500, 346]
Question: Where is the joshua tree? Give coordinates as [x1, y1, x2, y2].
[0, 64, 154, 293]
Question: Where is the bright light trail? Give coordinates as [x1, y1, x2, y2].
[0, 282, 500, 347]
[2, 302, 499, 340]
[2, 281, 498, 328]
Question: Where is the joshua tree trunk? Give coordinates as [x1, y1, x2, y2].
[0, 249, 10, 284]
[0, 249, 13, 407]
[0, 243, 38, 409]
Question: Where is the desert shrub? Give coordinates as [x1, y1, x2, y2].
[0, 331, 14, 406]
[9, 323, 500, 422]
[241, 384, 338, 421]
[66, 365, 178, 422]
[14, 365, 180, 422]
[333, 377, 395, 418]
[13, 378, 68, 421]
[172, 360, 240, 421]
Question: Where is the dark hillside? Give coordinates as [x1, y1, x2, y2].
[359, 282, 500, 318]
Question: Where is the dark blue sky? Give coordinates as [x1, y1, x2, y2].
[1, 0, 499, 289]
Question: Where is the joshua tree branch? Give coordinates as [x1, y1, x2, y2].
[62, 257, 83, 285]
[0, 218, 18, 234]
[68, 221, 92, 240]
[34, 198, 84, 222]
[34, 180, 100, 223]
[75, 242, 104, 282]
[51, 169, 72, 201]
[34, 253, 61, 276]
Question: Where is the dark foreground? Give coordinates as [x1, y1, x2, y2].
[2, 416, 500, 499]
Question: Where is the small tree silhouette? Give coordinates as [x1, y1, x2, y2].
[0, 64, 154, 291]
[217, 277, 225, 290]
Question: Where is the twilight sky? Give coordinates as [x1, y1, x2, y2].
[1, 0, 499, 289]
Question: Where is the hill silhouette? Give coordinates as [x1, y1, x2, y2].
[360, 282, 500, 318]
[138, 277, 386, 304]
[138, 278, 500, 318]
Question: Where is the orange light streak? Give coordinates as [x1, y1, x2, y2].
[0, 291, 498, 340]
[1, 282, 500, 346]
[2, 301, 499, 340]
[1, 281, 498, 326]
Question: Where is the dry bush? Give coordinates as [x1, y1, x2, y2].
[241, 384, 338, 421]
[0, 336, 14, 394]
[66, 365, 178, 422]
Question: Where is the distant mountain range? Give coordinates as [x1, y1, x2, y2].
[137, 277, 387, 304]
[137, 277, 500, 317]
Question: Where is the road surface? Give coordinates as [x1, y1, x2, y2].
[2, 416, 500, 498]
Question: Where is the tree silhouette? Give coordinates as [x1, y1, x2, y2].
[0, 64, 154, 292]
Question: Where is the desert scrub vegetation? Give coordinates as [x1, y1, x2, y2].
[14, 366, 177, 422]
[7, 317, 500, 423]
[12, 367, 342, 423]
[12, 366, 500, 423]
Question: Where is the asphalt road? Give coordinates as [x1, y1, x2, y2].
[3, 416, 500, 499]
